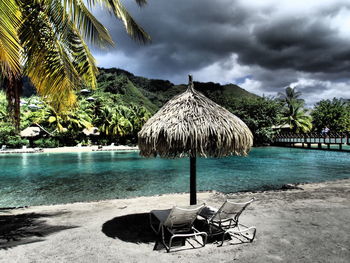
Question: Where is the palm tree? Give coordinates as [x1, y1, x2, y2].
[278, 86, 304, 107]
[279, 87, 312, 133]
[129, 105, 152, 132]
[0, 0, 150, 130]
[99, 105, 133, 137]
[26, 101, 92, 134]
[280, 101, 312, 133]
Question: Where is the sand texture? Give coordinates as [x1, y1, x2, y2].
[1, 179, 349, 263]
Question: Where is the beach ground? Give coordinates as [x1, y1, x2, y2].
[0, 145, 139, 154]
[1, 179, 349, 263]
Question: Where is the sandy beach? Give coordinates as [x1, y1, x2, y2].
[1, 179, 349, 263]
[0, 145, 139, 154]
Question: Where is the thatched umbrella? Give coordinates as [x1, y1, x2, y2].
[83, 127, 100, 136]
[20, 127, 41, 137]
[138, 75, 253, 204]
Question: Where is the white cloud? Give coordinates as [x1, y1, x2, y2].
[290, 78, 350, 106]
[239, 78, 277, 97]
[239, 0, 348, 16]
[327, 7, 350, 39]
[191, 54, 251, 84]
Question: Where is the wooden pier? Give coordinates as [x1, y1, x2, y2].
[273, 132, 350, 151]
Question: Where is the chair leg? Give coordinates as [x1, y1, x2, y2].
[236, 224, 257, 242]
[161, 227, 171, 252]
[224, 225, 257, 244]
[202, 233, 207, 247]
[167, 230, 208, 252]
[219, 232, 228, 247]
[149, 213, 161, 234]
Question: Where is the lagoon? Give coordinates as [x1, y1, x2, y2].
[0, 147, 349, 207]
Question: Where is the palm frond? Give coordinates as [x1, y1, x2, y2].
[0, 0, 21, 78]
[19, 0, 98, 112]
[134, 0, 148, 7]
[101, 0, 151, 43]
[48, 1, 99, 89]
[63, 0, 114, 47]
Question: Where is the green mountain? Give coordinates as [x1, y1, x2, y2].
[15, 67, 258, 113]
[97, 68, 258, 112]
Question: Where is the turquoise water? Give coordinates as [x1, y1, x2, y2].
[0, 147, 349, 207]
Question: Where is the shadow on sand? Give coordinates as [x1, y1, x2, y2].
[102, 213, 238, 251]
[0, 211, 77, 249]
[102, 213, 156, 244]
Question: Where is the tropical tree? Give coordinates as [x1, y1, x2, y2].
[99, 105, 133, 137]
[230, 96, 282, 145]
[280, 103, 312, 133]
[21, 96, 91, 134]
[0, 91, 8, 122]
[129, 105, 152, 132]
[278, 87, 312, 133]
[0, 0, 150, 130]
[278, 86, 304, 107]
[311, 98, 350, 132]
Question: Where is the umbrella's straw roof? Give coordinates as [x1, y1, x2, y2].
[20, 127, 41, 137]
[138, 76, 253, 158]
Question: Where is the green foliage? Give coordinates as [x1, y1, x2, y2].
[311, 98, 350, 132]
[278, 86, 304, 107]
[33, 138, 59, 148]
[97, 68, 257, 111]
[0, 69, 287, 147]
[96, 69, 158, 113]
[280, 105, 312, 133]
[230, 97, 282, 145]
[1, 0, 150, 129]
[0, 124, 29, 148]
[24, 99, 93, 134]
[6, 137, 29, 148]
[0, 96, 26, 147]
[279, 87, 312, 133]
[0, 91, 8, 122]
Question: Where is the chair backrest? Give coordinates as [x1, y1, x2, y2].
[211, 199, 254, 223]
[163, 204, 205, 231]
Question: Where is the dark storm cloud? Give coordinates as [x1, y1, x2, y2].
[93, 0, 255, 77]
[247, 19, 349, 73]
[92, 0, 350, 104]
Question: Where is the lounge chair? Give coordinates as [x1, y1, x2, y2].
[200, 199, 256, 246]
[150, 204, 208, 252]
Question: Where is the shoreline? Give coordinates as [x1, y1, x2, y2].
[1, 178, 349, 210]
[0, 145, 139, 154]
[1, 144, 349, 154]
[1, 178, 349, 262]
[3, 177, 349, 212]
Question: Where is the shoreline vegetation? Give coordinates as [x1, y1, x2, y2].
[0, 145, 139, 154]
[1, 143, 349, 154]
[1, 70, 350, 150]
[1, 179, 349, 262]
[3, 70, 349, 153]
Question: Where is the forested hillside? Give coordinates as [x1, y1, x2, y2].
[1, 68, 269, 148]
[97, 68, 258, 112]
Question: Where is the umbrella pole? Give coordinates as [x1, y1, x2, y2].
[190, 156, 197, 205]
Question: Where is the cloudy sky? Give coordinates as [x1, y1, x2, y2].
[92, 0, 350, 106]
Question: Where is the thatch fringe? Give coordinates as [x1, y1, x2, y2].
[138, 76, 253, 158]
